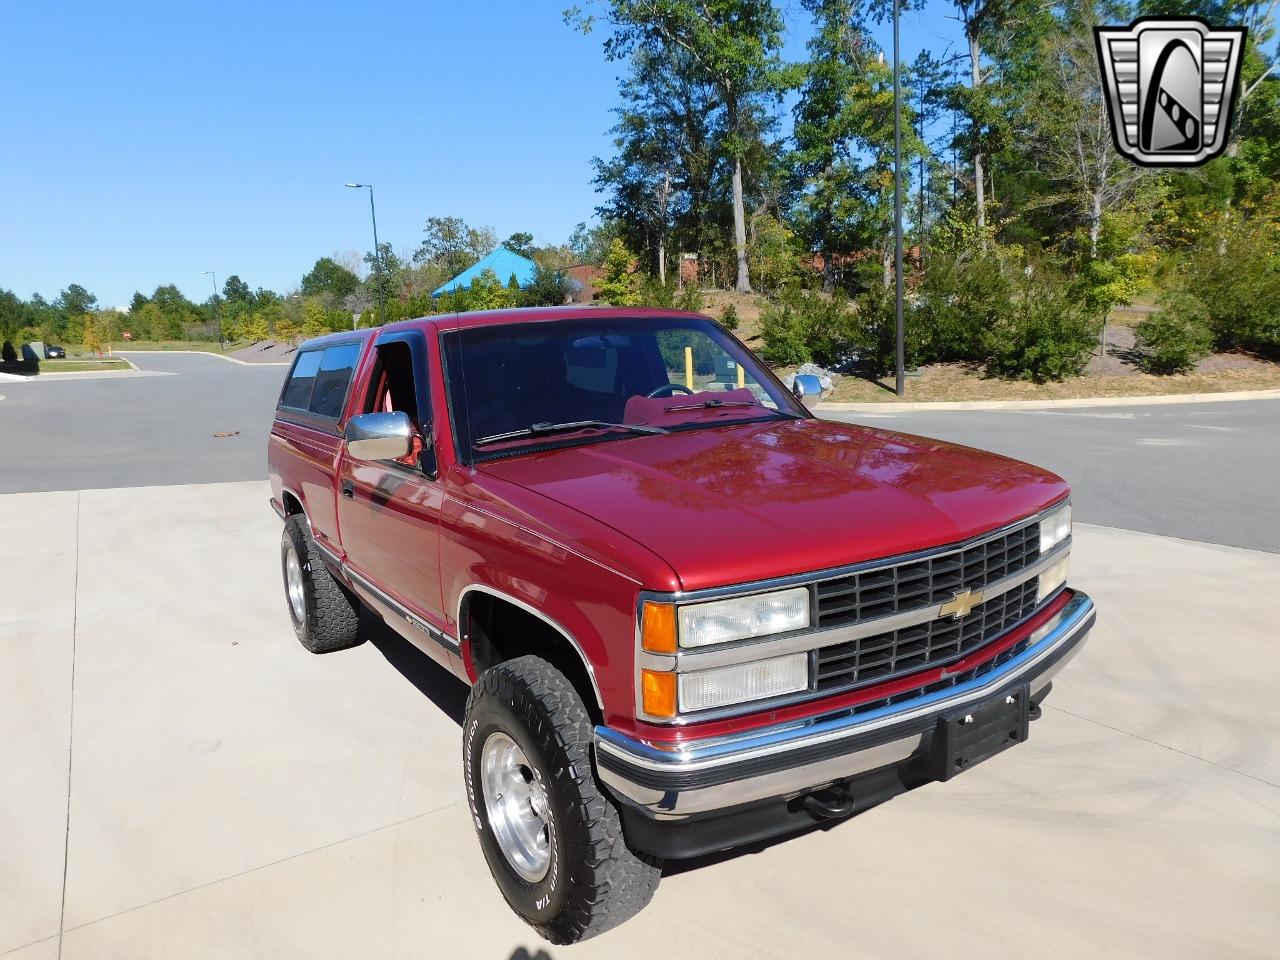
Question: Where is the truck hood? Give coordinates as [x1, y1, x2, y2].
[478, 418, 1068, 591]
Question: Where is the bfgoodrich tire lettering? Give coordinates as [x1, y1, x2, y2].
[280, 515, 362, 653]
[463, 655, 661, 943]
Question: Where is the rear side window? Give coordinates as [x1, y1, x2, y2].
[280, 350, 322, 409]
[308, 343, 361, 418]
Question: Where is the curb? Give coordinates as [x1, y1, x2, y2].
[115, 349, 291, 367]
[816, 388, 1280, 413]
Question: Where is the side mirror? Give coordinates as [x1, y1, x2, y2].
[791, 374, 823, 400]
[345, 411, 413, 462]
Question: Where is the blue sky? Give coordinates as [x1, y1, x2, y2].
[0, 1, 961, 308]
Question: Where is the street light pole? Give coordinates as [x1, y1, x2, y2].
[201, 270, 223, 348]
[892, 0, 906, 398]
[345, 183, 385, 327]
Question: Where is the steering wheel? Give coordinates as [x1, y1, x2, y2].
[646, 383, 696, 399]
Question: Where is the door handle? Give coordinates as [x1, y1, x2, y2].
[341, 480, 354, 499]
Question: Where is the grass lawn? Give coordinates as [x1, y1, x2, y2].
[817, 361, 1280, 403]
[39, 359, 132, 372]
[99, 340, 231, 354]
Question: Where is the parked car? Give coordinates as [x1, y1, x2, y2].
[267, 308, 1094, 943]
[44, 343, 66, 359]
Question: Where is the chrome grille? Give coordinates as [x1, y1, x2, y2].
[815, 578, 1041, 693]
[815, 521, 1041, 629]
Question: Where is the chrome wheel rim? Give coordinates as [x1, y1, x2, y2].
[480, 732, 552, 882]
[284, 544, 305, 622]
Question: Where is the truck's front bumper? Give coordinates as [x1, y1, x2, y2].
[595, 590, 1094, 858]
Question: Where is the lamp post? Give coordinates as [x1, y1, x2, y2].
[892, 0, 906, 398]
[201, 270, 223, 348]
[345, 182, 385, 327]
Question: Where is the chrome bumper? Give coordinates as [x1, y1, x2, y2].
[596, 590, 1094, 819]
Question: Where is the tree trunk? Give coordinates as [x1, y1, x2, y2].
[658, 237, 666, 286]
[822, 252, 835, 294]
[732, 155, 751, 293]
[1088, 190, 1102, 260]
[969, 31, 987, 248]
[882, 240, 892, 289]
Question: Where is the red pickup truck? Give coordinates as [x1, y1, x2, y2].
[268, 307, 1093, 942]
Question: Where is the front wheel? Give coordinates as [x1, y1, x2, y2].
[280, 515, 362, 653]
[463, 656, 661, 943]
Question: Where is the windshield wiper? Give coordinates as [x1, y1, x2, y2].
[474, 420, 669, 447]
[662, 398, 758, 412]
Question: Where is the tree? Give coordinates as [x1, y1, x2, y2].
[301, 257, 360, 302]
[596, 238, 641, 304]
[55, 283, 97, 317]
[415, 216, 497, 276]
[0, 289, 26, 342]
[300, 298, 331, 339]
[1032, 5, 1144, 261]
[594, 45, 722, 283]
[222, 275, 252, 305]
[568, 219, 623, 264]
[570, 0, 789, 293]
[791, 1, 910, 291]
[502, 232, 536, 257]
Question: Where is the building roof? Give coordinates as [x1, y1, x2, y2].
[431, 247, 537, 298]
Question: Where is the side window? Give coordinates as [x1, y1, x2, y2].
[361, 339, 435, 474]
[308, 343, 361, 419]
[364, 341, 422, 425]
[280, 350, 322, 409]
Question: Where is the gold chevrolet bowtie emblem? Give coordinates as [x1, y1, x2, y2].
[940, 588, 984, 619]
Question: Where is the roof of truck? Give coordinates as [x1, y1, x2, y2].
[295, 306, 712, 354]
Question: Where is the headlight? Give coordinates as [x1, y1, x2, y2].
[676, 587, 810, 648]
[678, 654, 808, 712]
[1039, 502, 1072, 553]
[1038, 553, 1070, 601]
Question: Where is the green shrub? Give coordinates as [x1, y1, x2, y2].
[914, 252, 1010, 364]
[721, 303, 739, 330]
[760, 289, 860, 368]
[675, 283, 703, 313]
[1135, 294, 1214, 373]
[637, 274, 676, 308]
[984, 279, 1099, 382]
[1174, 211, 1280, 359]
[523, 263, 571, 306]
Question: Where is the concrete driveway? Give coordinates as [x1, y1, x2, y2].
[2, 359, 1278, 958]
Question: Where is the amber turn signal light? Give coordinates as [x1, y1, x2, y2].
[641, 669, 677, 718]
[640, 602, 677, 653]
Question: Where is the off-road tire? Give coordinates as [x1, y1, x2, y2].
[280, 515, 362, 653]
[463, 655, 661, 943]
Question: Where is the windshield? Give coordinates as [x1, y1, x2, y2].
[441, 315, 807, 462]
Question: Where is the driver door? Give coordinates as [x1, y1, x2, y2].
[337, 330, 449, 649]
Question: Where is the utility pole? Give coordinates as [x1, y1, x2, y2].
[918, 80, 927, 270]
[345, 183, 386, 326]
[892, 0, 906, 398]
[201, 270, 223, 348]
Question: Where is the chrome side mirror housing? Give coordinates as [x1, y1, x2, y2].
[791, 374, 823, 400]
[344, 411, 413, 462]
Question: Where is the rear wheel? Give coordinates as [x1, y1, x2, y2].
[463, 656, 661, 943]
[280, 515, 362, 653]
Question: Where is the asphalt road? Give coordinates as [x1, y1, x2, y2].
[2, 352, 1275, 551]
[824, 402, 1280, 553]
[0, 352, 285, 494]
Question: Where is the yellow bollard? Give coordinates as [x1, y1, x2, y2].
[684, 346, 695, 390]
[736, 362, 745, 390]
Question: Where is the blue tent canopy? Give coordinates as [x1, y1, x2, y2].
[431, 247, 537, 297]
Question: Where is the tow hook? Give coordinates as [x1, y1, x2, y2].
[802, 785, 856, 821]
